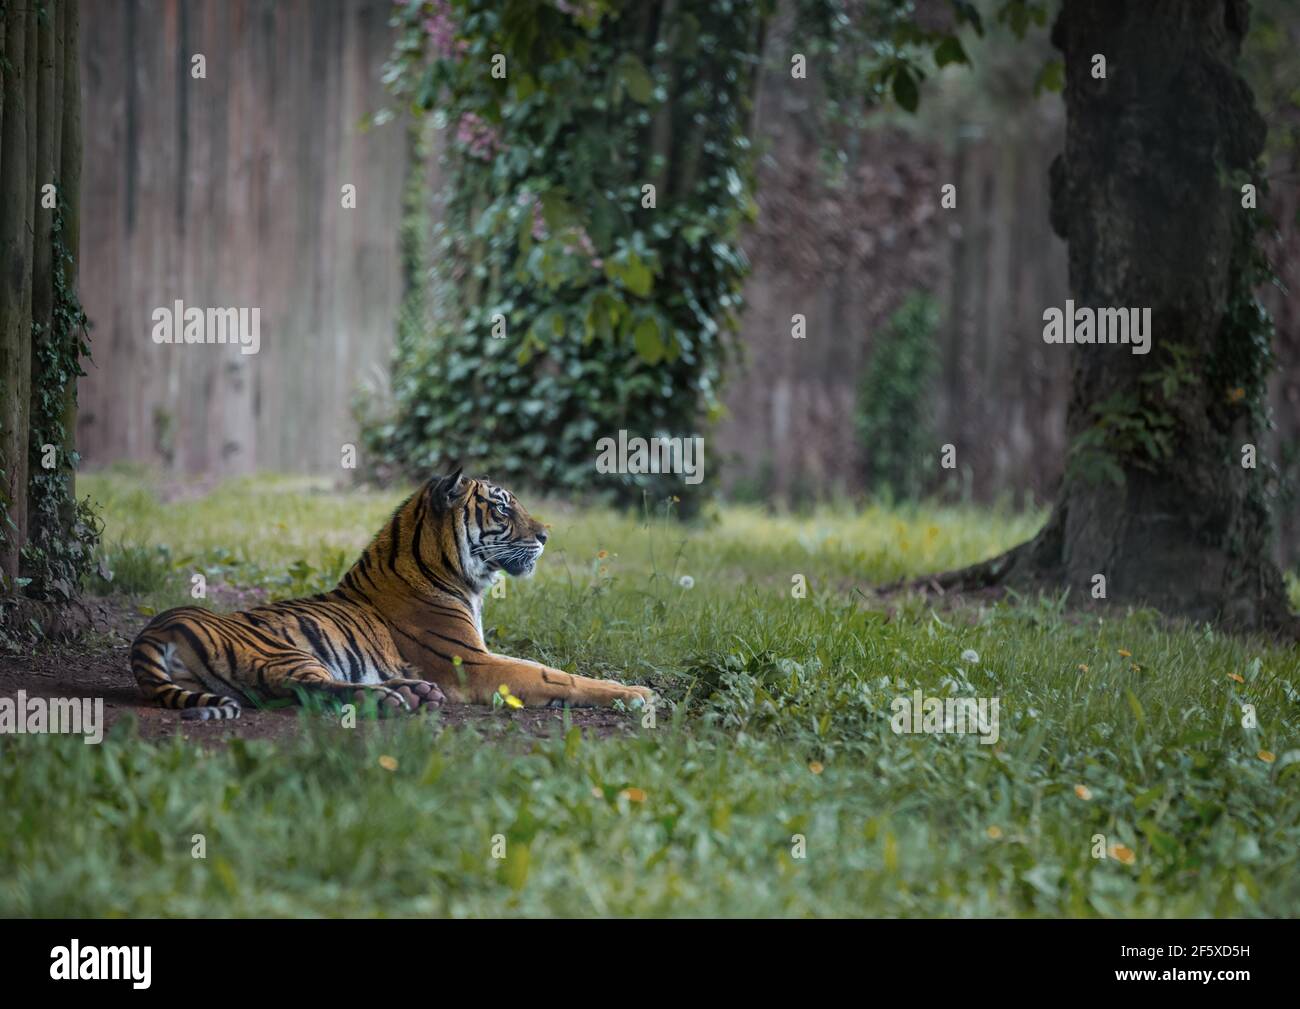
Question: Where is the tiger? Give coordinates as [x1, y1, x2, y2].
[130, 468, 655, 720]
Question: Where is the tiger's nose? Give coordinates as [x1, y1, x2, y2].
[535, 528, 548, 545]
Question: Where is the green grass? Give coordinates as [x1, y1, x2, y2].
[2, 469, 1299, 916]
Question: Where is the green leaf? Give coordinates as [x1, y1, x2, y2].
[934, 36, 968, 68]
[951, 0, 984, 36]
[212, 857, 241, 898]
[502, 842, 530, 891]
[633, 316, 665, 364]
[624, 258, 653, 297]
[681, 225, 708, 247]
[1035, 58, 1065, 95]
[1125, 689, 1145, 727]
[617, 54, 654, 104]
[1139, 820, 1178, 857]
[540, 191, 577, 233]
[892, 67, 919, 113]
[998, 0, 1047, 38]
[606, 252, 654, 298]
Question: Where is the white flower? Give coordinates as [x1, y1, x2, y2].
[678, 575, 695, 589]
[961, 649, 980, 664]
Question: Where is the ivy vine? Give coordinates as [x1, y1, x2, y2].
[2, 196, 101, 627]
[360, 0, 766, 507]
[22, 199, 101, 603]
[360, 0, 1050, 505]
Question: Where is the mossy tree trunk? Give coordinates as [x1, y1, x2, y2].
[58, 0, 80, 517]
[0, 0, 33, 585]
[0, 0, 85, 599]
[932, 0, 1295, 633]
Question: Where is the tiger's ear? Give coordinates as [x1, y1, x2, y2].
[431, 465, 467, 507]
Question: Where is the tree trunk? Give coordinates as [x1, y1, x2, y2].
[0, 0, 86, 603]
[0, 3, 31, 585]
[928, 0, 1296, 634]
[28, 0, 56, 534]
[59, 0, 81, 507]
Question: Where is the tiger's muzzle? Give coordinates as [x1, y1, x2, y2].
[503, 540, 545, 577]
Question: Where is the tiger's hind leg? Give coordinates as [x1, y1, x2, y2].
[254, 655, 442, 716]
[131, 627, 242, 721]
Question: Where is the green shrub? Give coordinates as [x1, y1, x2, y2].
[855, 292, 940, 502]
[86, 542, 176, 597]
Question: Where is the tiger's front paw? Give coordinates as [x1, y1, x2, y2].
[623, 684, 656, 707]
[602, 681, 656, 709]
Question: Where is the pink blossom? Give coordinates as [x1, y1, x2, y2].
[517, 193, 548, 240]
[422, 0, 461, 59]
[455, 111, 503, 160]
[571, 227, 596, 258]
[560, 225, 600, 269]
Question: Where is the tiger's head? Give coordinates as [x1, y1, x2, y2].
[426, 467, 548, 588]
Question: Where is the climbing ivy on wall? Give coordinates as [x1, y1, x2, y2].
[363, 0, 1040, 505]
[364, 0, 768, 506]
